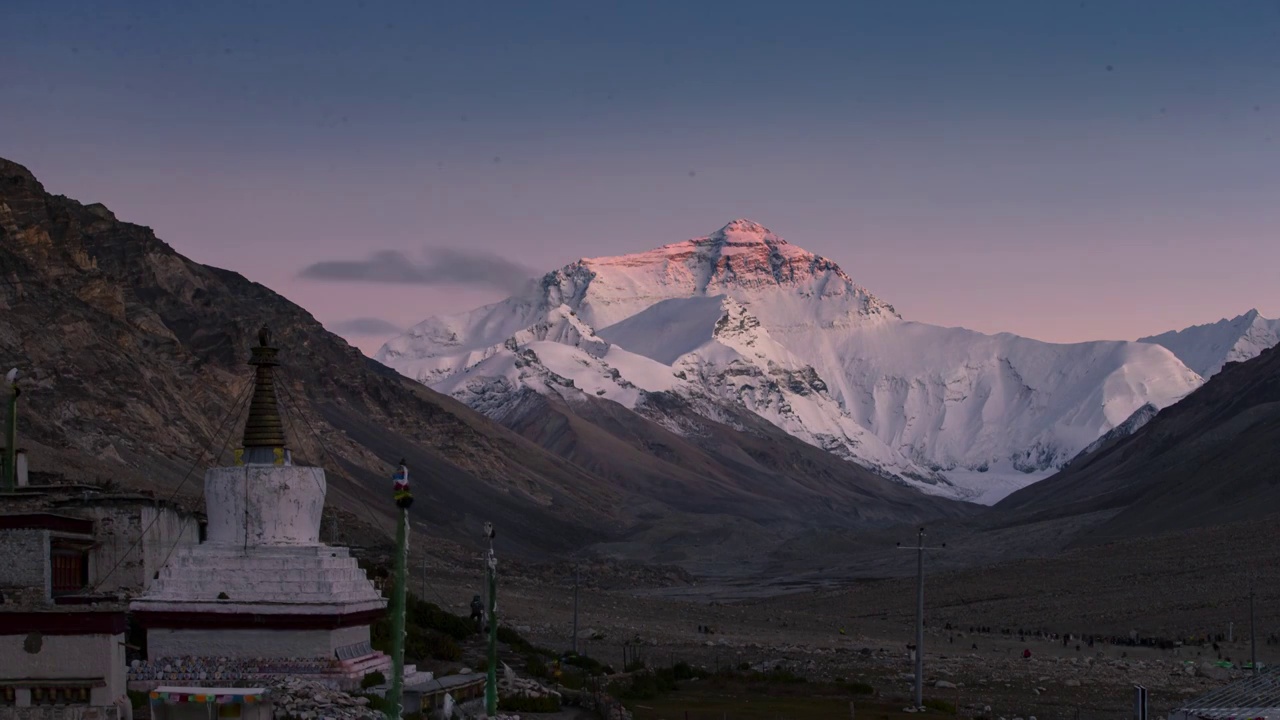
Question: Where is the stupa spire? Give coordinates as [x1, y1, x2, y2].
[240, 325, 287, 464]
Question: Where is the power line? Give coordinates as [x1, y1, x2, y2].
[147, 381, 257, 581]
[273, 372, 389, 537]
[91, 378, 254, 592]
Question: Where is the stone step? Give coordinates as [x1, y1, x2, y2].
[157, 566, 369, 582]
[172, 544, 352, 556]
[144, 589, 382, 604]
[165, 555, 361, 570]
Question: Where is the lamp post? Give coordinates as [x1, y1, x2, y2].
[3, 368, 18, 492]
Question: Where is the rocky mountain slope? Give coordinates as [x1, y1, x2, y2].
[1139, 308, 1280, 379]
[997, 341, 1280, 539]
[0, 158, 965, 564]
[380, 220, 1204, 503]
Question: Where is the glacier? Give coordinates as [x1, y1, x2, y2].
[379, 219, 1205, 503]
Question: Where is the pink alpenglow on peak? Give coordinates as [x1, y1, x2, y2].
[378, 221, 1204, 504]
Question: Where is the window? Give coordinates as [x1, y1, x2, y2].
[51, 545, 89, 596]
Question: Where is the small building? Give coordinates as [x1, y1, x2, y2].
[401, 673, 486, 716]
[0, 514, 127, 720]
[1171, 667, 1280, 719]
[148, 686, 271, 720]
[0, 514, 96, 600]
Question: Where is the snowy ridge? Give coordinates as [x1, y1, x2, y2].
[378, 220, 1205, 503]
[1139, 309, 1280, 379]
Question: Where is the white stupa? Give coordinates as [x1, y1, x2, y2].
[130, 326, 391, 685]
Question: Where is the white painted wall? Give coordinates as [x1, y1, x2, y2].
[154, 702, 270, 720]
[204, 466, 325, 547]
[146, 623, 370, 659]
[0, 632, 126, 706]
[86, 504, 200, 593]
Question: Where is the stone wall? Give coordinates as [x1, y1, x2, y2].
[144, 627, 362, 660]
[0, 529, 49, 596]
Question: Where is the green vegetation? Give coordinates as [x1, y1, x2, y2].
[360, 671, 386, 689]
[924, 698, 957, 714]
[499, 694, 562, 712]
[370, 593, 473, 663]
[126, 690, 150, 710]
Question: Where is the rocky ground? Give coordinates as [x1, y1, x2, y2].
[407, 513, 1280, 720]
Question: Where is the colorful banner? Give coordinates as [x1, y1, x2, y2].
[149, 691, 262, 704]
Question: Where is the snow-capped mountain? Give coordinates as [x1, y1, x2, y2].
[1139, 309, 1280, 379]
[379, 220, 1204, 503]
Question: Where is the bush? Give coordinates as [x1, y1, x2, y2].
[609, 669, 679, 700]
[361, 671, 386, 689]
[356, 694, 389, 713]
[924, 698, 956, 714]
[496, 625, 555, 657]
[843, 680, 876, 696]
[405, 596, 475, 640]
[499, 694, 561, 712]
[562, 652, 608, 675]
[127, 690, 150, 710]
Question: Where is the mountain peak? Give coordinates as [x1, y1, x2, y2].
[714, 219, 777, 238]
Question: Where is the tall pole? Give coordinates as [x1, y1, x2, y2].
[1251, 577, 1258, 674]
[485, 522, 498, 716]
[573, 564, 580, 655]
[387, 460, 413, 720]
[914, 528, 925, 709]
[4, 368, 18, 492]
[897, 528, 944, 711]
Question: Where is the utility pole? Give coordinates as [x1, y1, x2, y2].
[386, 460, 413, 720]
[572, 564, 580, 655]
[897, 528, 946, 710]
[484, 521, 498, 717]
[1251, 573, 1258, 675]
[4, 368, 18, 492]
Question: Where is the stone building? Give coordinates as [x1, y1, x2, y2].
[0, 514, 127, 720]
[129, 327, 390, 689]
[0, 487, 202, 596]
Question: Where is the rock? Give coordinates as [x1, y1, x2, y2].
[936, 680, 957, 689]
[1064, 679, 1081, 687]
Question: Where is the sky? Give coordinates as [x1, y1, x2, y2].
[2, 0, 1279, 356]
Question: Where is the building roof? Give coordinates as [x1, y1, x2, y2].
[0, 513, 93, 535]
[1177, 666, 1280, 718]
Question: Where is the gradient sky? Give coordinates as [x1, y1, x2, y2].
[3, 0, 1278, 355]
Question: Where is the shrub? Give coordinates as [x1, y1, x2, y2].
[360, 671, 386, 689]
[924, 698, 956, 714]
[843, 680, 876, 696]
[562, 652, 608, 675]
[405, 596, 474, 640]
[608, 669, 679, 700]
[499, 694, 561, 712]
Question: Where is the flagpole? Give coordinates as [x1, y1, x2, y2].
[387, 459, 413, 720]
[484, 521, 498, 716]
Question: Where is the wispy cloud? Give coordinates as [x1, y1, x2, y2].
[299, 247, 535, 293]
[326, 317, 404, 336]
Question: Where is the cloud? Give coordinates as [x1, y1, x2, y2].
[326, 317, 404, 336]
[299, 247, 536, 293]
